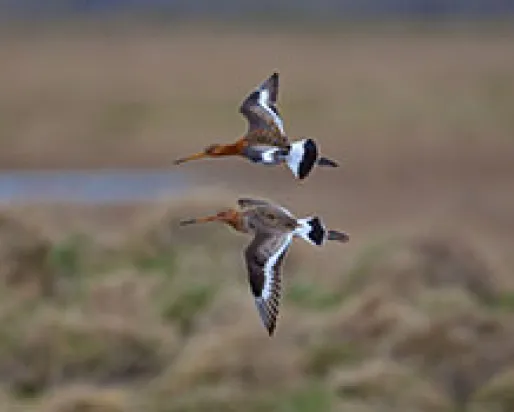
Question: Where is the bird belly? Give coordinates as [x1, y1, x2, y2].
[242, 145, 288, 165]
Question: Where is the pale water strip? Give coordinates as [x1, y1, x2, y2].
[0, 170, 191, 204]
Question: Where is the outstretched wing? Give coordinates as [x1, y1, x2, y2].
[239, 72, 286, 136]
[244, 232, 293, 336]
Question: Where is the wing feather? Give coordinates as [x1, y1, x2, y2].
[239, 72, 286, 136]
[238, 198, 272, 209]
[244, 232, 292, 336]
[237, 198, 295, 218]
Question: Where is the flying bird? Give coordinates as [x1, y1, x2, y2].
[179, 197, 349, 335]
[174, 72, 339, 179]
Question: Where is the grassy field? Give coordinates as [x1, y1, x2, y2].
[0, 21, 513, 411]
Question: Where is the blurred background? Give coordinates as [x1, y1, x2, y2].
[0, 1, 513, 411]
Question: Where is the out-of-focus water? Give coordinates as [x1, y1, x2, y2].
[0, 170, 190, 204]
[2, 0, 513, 18]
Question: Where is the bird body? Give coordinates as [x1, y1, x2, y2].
[174, 72, 339, 179]
[179, 198, 349, 335]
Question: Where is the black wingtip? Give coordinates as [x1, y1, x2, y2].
[270, 72, 279, 91]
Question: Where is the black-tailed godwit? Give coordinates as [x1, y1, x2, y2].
[179, 197, 349, 335]
[174, 72, 339, 180]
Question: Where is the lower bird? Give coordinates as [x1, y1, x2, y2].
[179, 197, 349, 335]
[174, 72, 339, 180]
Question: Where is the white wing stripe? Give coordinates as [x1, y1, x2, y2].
[278, 206, 294, 217]
[261, 147, 282, 164]
[258, 88, 285, 134]
[260, 234, 292, 301]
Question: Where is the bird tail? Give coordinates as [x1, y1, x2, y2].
[317, 157, 339, 167]
[285, 138, 318, 180]
[327, 230, 350, 243]
[295, 217, 350, 246]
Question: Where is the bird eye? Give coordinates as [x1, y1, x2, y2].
[266, 213, 275, 220]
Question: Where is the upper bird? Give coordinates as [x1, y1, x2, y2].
[179, 197, 349, 336]
[174, 72, 339, 180]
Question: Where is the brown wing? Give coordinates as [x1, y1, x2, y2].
[239, 72, 288, 143]
[244, 232, 293, 336]
[238, 199, 296, 224]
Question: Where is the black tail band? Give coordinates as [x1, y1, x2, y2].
[306, 217, 326, 246]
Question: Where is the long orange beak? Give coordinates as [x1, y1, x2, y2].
[174, 151, 209, 165]
[179, 214, 220, 226]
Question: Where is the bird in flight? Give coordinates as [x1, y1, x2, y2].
[179, 197, 349, 335]
[174, 72, 339, 180]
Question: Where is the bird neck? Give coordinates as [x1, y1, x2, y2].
[213, 139, 248, 156]
[223, 212, 247, 233]
[237, 213, 255, 234]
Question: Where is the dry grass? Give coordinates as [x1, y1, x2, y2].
[40, 384, 132, 412]
[329, 359, 451, 411]
[0, 192, 511, 411]
[0, 20, 513, 411]
[342, 234, 505, 304]
[0, 211, 54, 297]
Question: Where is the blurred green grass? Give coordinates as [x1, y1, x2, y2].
[0, 193, 512, 411]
